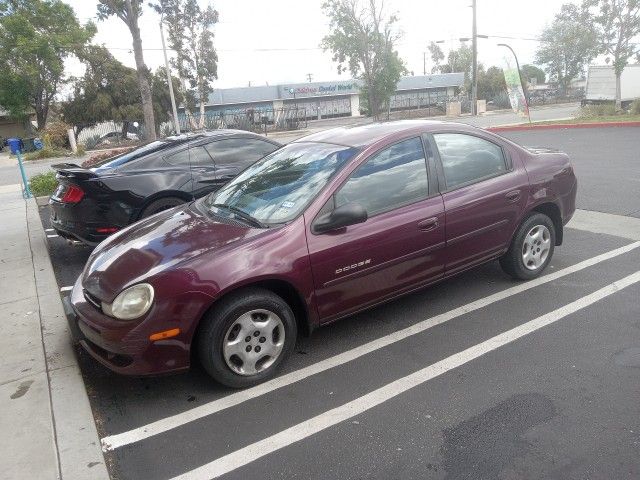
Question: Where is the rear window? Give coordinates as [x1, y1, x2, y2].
[92, 139, 190, 172]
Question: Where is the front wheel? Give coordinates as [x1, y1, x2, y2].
[197, 288, 297, 388]
[500, 213, 556, 280]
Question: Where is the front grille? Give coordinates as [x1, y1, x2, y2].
[83, 290, 102, 311]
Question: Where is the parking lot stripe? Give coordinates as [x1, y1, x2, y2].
[47, 234, 58, 238]
[60, 286, 73, 292]
[101, 241, 640, 452]
[170, 270, 640, 480]
[45, 228, 55, 232]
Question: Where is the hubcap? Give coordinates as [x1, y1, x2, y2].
[522, 225, 551, 271]
[223, 309, 285, 376]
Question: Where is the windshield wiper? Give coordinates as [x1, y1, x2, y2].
[210, 203, 268, 229]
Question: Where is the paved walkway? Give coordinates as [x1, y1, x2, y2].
[0, 185, 107, 480]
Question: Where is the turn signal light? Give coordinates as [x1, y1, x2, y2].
[61, 184, 84, 203]
[149, 328, 181, 341]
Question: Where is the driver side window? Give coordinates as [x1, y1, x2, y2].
[335, 137, 429, 216]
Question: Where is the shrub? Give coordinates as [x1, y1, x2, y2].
[29, 171, 58, 197]
[43, 121, 72, 149]
[84, 134, 102, 150]
[81, 146, 135, 168]
[23, 147, 68, 161]
[579, 103, 618, 118]
[76, 143, 86, 156]
[630, 99, 640, 115]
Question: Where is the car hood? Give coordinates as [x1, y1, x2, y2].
[82, 202, 264, 301]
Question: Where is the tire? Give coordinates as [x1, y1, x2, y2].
[139, 197, 186, 219]
[197, 288, 297, 388]
[500, 213, 556, 280]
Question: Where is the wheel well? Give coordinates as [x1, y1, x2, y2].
[136, 191, 193, 220]
[532, 202, 563, 245]
[193, 280, 311, 345]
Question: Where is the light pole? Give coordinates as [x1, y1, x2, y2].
[471, 0, 477, 115]
[498, 43, 531, 123]
[160, 12, 181, 135]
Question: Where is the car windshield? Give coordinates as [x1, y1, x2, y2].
[203, 142, 359, 225]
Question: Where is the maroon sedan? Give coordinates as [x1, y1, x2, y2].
[68, 120, 577, 387]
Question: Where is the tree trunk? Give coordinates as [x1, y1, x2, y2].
[127, 9, 157, 141]
[615, 72, 622, 111]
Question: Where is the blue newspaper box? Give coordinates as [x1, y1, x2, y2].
[7, 138, 22, 154]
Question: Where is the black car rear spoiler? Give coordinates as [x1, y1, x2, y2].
[51, 163, 98, 180]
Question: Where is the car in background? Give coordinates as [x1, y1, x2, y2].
[67, 120, 577, 387]
[50, 130, 281, 245]
[95, 131, 140, 148]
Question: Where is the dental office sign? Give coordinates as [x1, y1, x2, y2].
[280, 81, 359, 98]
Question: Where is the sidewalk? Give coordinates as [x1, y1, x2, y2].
[0, 185, 108, 480]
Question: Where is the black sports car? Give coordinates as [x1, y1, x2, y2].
[49, 130, 281, 245]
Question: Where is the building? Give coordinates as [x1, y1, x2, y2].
[183, 73, 464, 122]
[0, 107, 30, 139]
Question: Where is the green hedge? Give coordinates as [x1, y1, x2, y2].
[29, 171, 58, 197]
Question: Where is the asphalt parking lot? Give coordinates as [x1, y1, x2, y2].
[39, 127, 640, 480]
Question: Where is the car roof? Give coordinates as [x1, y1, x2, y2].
[166, 129, 280, 143]
[292, 120, 480, 148]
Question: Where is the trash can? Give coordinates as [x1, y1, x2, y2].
[7, 138, 22, 155]
[22, 137, 36, 153]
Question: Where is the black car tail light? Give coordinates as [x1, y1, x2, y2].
[61, 184, 85, 203]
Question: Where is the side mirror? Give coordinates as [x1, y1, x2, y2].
[313, 202, 368, 234]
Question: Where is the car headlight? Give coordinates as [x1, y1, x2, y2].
[102, 283, 154, 320]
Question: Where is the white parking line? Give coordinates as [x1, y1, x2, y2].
[60, 286, 73, 292]
[45, 228, 55, 232]
[100, 241, 640, 451]
[47, 234, 58, 238]
[170, 270, 640, 480]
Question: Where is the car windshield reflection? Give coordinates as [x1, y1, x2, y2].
[204, 142, 359, 224]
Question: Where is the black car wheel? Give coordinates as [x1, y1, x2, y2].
[139, 197, 186, 219]
[197, 288, 297, 388]
[500, 212, 556, 280]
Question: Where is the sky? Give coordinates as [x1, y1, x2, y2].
[64, 0, 579, 90]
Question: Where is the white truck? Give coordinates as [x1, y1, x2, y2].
[583, 64, 640, 107]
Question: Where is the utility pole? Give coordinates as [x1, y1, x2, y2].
[306, 73, 313, 83]
[160, 13, 181, 134]
[423, 51, 426, 75]
[471, 0, 478, 116]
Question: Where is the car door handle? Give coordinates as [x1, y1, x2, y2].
[418, 217, 439, 232]
[505, 190, 521, 203]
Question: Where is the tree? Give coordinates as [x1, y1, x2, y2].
[521, 64, 546, 86]
[584, 0, 640, 109]
[151, 0, 218, 128]
[477, 66, 507, 100]
[534, 3, 597, 94]
[428, 41, 444, 73]
[62, 47, 182, 136]
[440, 44, 473, 92]
[97, 0, 157, 140]
[322, 0, 406, 119]
[0, 0, 95, 129]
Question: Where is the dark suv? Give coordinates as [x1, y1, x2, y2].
[67, 120, 577, 387]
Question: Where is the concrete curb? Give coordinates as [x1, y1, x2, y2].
[487, 121, 640, 132]
[26, 199, 110, 480]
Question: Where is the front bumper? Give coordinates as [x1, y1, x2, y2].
[67, 277, 195, 376]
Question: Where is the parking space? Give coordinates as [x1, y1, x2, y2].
[37, 127, 640, 479]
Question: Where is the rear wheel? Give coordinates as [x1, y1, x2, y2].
[197, 288, 297, 388]
[139, 197, 186, 219]
[500, 213, 555, 280]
